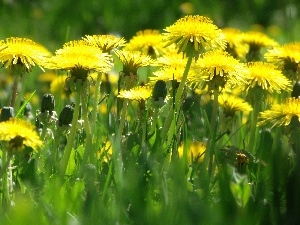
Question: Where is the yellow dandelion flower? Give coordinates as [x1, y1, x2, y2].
[189, 50, 249, 90]
[178, 141, 206, 163]
[150, 64, 196, 84]
[240, 31, 278, 61]
[117, 86, 152, 101]
[163, 15, 226, 57]
[124, 29, 167, 58]
[222, 27, 248, 59]
[50, 74, 73, 98]
[264, 42, 300, 79]
[240, 31, 278, 49]
[0, 118, 42, 153]
[97, 140, 112, 162]
[217, 93, 253, 117]
[38, 71, 57, 83]
[83, 34, 126, 53]
[245, 62, 291, 93]
[0, 37, 51, 73]
[257, 97, 300, 128]
[179, 2, 195, 14]
[156, 51, 189, 67]
[265, 42, 300, 64]
[46, 40, 113, 75]
[114, 49, 155, 75]
[151, 53, 201, 83]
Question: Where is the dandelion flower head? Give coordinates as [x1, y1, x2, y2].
[240, 31, 278, 50]
[124, 29, 167, 58]
[46, 40, 113, 75]
[0, 118, 42, 153]
[217, 93, 253, 117]
[114, 49, 155, 75]
[0, 37, 51, 73]
[83, 34, 126, 53]
[117, 86, 152, 101]
[245, 62, 291, 93]
[163, 15, 226, 57]
[264, 42, 300, 79]
[189, 50, 249, 90]
[257, 97, 300, 128]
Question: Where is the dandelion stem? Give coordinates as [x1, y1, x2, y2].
[248, 99, 259, 152]
[10, 74, 20, 108]
[119, 99, 128, 138]
[161, 55, 193, 141]
[91, 72, 102, 132]
[81, 81, 94, 165]
[1, 150, 12, 209]
[206, 87, 219, 184]
[60, 81, 82, 177]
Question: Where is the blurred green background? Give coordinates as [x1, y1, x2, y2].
[0, 0, 299, 51]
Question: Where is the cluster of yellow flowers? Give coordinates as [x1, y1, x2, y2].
[0, 15, 300, 155]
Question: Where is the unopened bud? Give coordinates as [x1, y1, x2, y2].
[0, 106, 15, 122]
[41, 93, 55, 113]
[58, 105, 74, 126]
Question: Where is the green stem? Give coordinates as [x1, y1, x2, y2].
[119, 99, 128, 137]
[81, 82, 94, 165]
[248, 99, 260, 153]
[10, 74, 20, 108]
[60, 81, 82, 177]
[91, 73, 102, 133]
[205, 88, 219, 184]
[161, 55, 193, 141]
[1, 150, 12, 209]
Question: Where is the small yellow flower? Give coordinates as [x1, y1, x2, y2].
[50, 74, 73, 99]
[257, 97, 300, 128]
[245, 62, 291, 93]
[163, 15, 226, 57]
[222, 27, 248, 59]
[189, 50, 249, 90]
[178, 141, 206, 163]
[114, 49, 154, 75]
[0, 37, 51, 73]
[217, 93, 253, 117]
[239, 31, 278, 61]
[38, 71, 57, 83]
[97, 140, 112, 162]
[83, 34, 126, 53]
[117, 86, 152, 101]
[0, 118, 42, 153]
[240, 31, 278, 50]
[124, 29, 167, 58]
[46, 40, 113, 74]
[264, 42, 300, 79]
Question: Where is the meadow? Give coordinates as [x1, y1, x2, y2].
[1, 1, 300, 225]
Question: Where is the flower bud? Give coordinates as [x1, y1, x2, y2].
[58, 105, 74, 126]
[152, 80, 167, 100]
[41, 93, 55, 113]
[0, 106, 15, 122]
